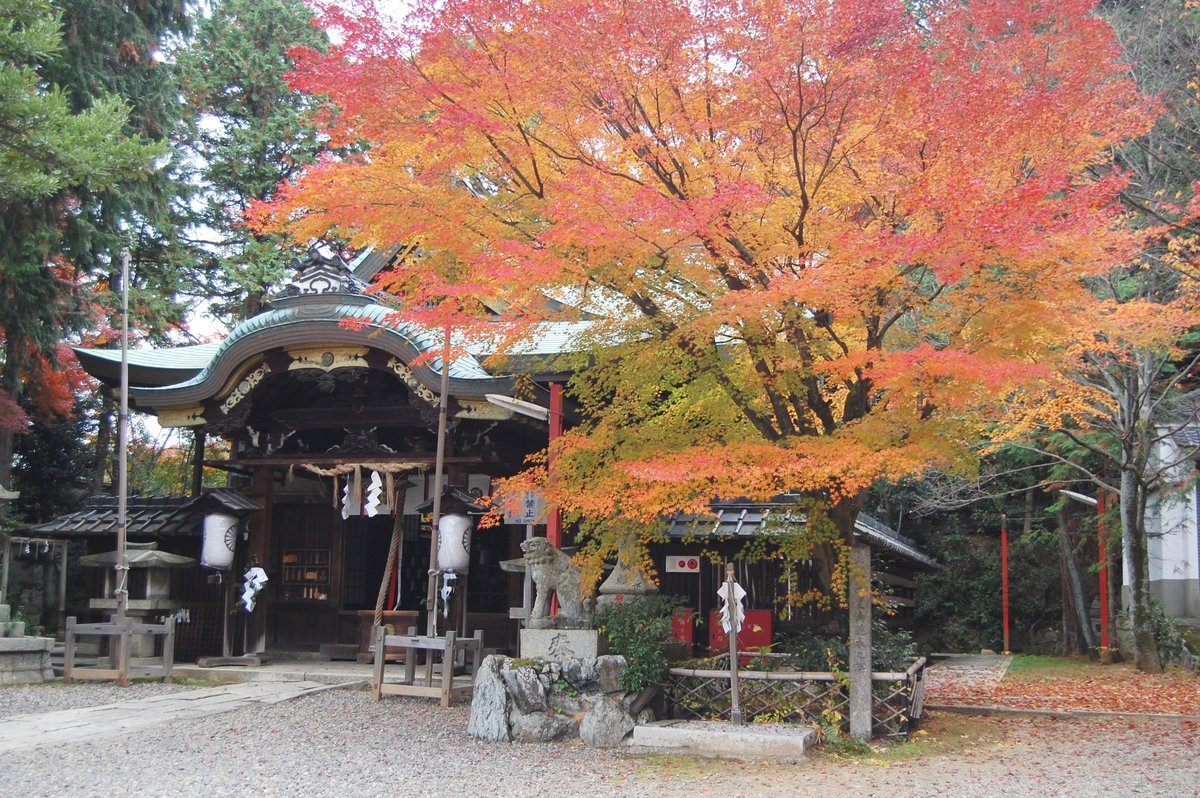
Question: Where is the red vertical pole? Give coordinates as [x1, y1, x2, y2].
[547, 382, 564, 616]
[1001, 512, 1011, 655]
[547, 382, 564, 550]
[1097, 492, 1110, 659]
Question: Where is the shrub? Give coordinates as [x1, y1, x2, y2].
[594, 595, 684, 692]
[778, 623, 916, 672]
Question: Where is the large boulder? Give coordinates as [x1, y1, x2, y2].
[467, 655, 512, 742]
[501, 658, 550, 713]
[512, 711, 577, 743]
[468, 655, 638, 748]
[579, 695, 635, 749]
[595, 655, 626, 693]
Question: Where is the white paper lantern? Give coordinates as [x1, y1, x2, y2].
[437, 513, 472, 573]
[202, 512, 238, 570]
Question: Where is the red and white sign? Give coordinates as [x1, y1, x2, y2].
[665, 555, 701, 574]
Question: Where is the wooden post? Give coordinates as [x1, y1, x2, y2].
[222, 567, 235, 658]
[63, 616, 76, 685]
[403, 625, 417, 685]
[162, 616, 176, 684]
[117, 618, 132, 688]
[469, 629, 483, 681]
[725, 563, 742, 725]
[848, 541, 873, 740]
[56, 541, 68, 634]
[440, 630, 456, 707]
[245, 467, 273, 655]
[371, 625, 385, 701]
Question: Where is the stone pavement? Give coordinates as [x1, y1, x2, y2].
[0, 679, 358, 753]
[923, 652, 1013, 696]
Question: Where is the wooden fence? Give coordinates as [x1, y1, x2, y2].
[663, 654, 926, 739]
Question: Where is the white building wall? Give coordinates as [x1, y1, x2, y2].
[1140, 434, 1200, 620]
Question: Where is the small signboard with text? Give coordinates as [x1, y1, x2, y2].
[502, 490, 547, 525]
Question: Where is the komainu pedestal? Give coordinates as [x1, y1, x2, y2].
[519, 628, 608, 661]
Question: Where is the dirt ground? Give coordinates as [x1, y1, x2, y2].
[613, 711, 1200, 797]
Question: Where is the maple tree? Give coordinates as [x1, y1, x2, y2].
[258, 0, 1155, 733]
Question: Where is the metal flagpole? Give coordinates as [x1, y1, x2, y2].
[115, 248, 131, 686]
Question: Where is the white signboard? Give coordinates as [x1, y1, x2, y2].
[665, 555, 701, 573]
[503, 490, 547, 525]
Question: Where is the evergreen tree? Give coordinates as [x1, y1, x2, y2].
[0, 0, 165, 491]
[177, 0, 333, 321]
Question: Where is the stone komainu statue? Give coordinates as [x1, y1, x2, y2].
[520, 537, 590, 629]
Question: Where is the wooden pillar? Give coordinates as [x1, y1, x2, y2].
[190, 429, 207, 497]
[222, 560, 236, 658]
[245, 467, 273, 654]
[848, 541, 873, 741]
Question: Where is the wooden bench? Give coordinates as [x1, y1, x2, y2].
[370, 626, 483, 707]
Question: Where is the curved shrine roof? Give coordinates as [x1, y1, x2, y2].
[72, 251, 585, 412]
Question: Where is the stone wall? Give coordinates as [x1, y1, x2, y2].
[468, 655, 651, 748]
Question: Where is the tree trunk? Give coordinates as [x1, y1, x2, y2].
[0, 340, 23, 490]
[1057, 510, 1095, 651]
[827, 494, 872, 740]
[1121, 464, 1162, 672]
[0, 428, 13, 494]
[91, 391, 114, 494]
[848, 541, 873, 740]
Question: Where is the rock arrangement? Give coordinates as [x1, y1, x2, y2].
[468, 654, 650, 748]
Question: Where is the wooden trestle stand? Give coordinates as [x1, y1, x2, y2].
[370, 626, 483, 707]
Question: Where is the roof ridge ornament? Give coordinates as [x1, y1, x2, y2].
[277, 246, 368, 298]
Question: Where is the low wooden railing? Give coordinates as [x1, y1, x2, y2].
[664, 654, 926, 739]
[370, 626, 483, 708]
[63, 615, 176, 686]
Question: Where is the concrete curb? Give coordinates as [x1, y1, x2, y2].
[630, 720, 816, 761]
[925, 703, 1200, 722]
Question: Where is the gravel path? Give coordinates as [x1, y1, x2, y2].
[1, 684, 1197, 797]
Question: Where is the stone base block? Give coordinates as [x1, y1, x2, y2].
[0, 637, 53, 684]
[519, 629, 608, 661]
[632, 719, 817, 762]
